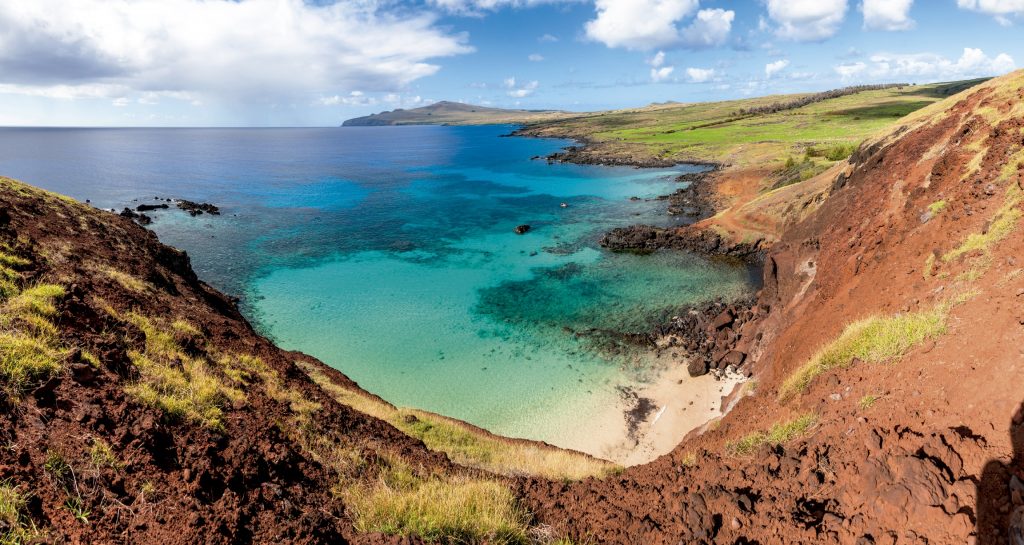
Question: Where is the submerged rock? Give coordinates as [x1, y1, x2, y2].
[514, 224, 531, 234]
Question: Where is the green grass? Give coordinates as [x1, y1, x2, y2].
[300, 361, 617, 480]
[727, 413, 817, 457]
[0, 480, 42, 545]
[567, 83, 968, 165]
[88, 439, 120, 470]
[943, 183, 1022, 263]
[0, 278, 67, 398]
[341, 455, 530, 544]
[928, 200, 949, 215]
[859, 394, 881, 410]
[779, 306, 949, 400]
[124, 313, 242, 430]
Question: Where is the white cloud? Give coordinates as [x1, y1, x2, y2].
[428, 0, 582, 15]
[765, 59, 790, 78]
[958, 0, 1024, 23]
[835, 61, 868, 79]
[647, 51, 675, 82]
[685, 67, 716, 82]
[649, 51, 668, 68]
[528, 54, 545, 62]
[651, 67, 675, 82]
[765, 0, 849, 41]
[584, 0, 733, 50]
[841, 47, 1015, 81]
[504, 77, 539, 97]
[538, 33, 560, 42]
[861, 0, 915, 30]
[679, 9, 736, 48]
[0, 0, 471, 108]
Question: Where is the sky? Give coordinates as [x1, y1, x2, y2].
[0, 0, 1022, 127]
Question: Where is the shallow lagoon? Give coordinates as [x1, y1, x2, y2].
[0, 125, 756, 449]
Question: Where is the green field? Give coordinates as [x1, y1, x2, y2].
[523, 79, 986, 168]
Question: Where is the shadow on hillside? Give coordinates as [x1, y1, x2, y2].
[977, 403, 1024, 544]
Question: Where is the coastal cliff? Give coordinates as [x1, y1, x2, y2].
[1, 70, 1023, 544]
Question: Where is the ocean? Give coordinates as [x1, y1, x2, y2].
[0, 125, 756, 447]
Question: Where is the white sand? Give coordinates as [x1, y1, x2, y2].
[552, 362, 744, 466]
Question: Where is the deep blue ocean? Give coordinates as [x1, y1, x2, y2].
[0, 126, 756, 446]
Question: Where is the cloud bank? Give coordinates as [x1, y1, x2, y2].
[0, 0, 472, 107]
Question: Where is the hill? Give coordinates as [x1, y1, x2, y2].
[341, 101, 571, 126]
[2, 71, 1023, 544]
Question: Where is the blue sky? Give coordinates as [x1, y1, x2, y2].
[0, 0, 1021, 126]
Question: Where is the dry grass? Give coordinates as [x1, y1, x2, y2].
[124, 313, 242, 430]
[0, 480, 43, 544]
[727, 413, 817, 457]
[100, 266, 150, 293]
[340, 454, 530, 544]
[779, 306, 949, 401]
[943, 183, 1022, 263]
[0, 278, 67, 398]
[300, 362, 617, 480]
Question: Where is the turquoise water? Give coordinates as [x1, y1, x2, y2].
[0, 125, 756, 444]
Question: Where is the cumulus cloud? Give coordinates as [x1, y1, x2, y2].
[685, 67, 716, 82]
[647, 51, 675, 82]
[429, 0, 582, 15]
[679, 9, 736, 48]
[765, 59, 790, 78]
[957, 0, 1024, 23]
[834, 62, 868, 79]
[861, 0, 915, 30]
[585, 0, 734, 50]
[765, 0, 849, 41]
[504, 77, 539, 97]
[836, 47, 1015, 81]
[0, 0, 471, 107]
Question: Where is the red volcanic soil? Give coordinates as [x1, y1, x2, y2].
[2, 70, 1024, 545]
[0, 181, 455, 544]
[522, 73, 1024, 544]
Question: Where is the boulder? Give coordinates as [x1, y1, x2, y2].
[687, 358, 709, 377]
[514, 224, 531, 235]
[711, 309, 735, 330]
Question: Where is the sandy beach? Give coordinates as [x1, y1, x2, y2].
[549, 359, 745, 466]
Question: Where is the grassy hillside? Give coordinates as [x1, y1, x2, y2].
[522, 80, 987, 168]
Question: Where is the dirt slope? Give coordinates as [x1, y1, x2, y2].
[522, 71, 1024, 544]
[0, 178, 463, 544]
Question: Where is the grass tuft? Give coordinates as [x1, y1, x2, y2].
[124, 313, 241, 430]
[0, 279, 67, 398]
[859, 394, 881, 410]
[779, 306, 950, 401]
[101, 266, 149, 293]
[727, 413, 817, 457]
[341, 455, 530, 544]
[927, 200, 948, 216]
[943, 183, 1022, 263]
[0, 480, 42, 544]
